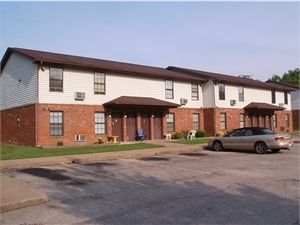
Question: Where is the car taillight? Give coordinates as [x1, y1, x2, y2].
[275, 137, 284, 141]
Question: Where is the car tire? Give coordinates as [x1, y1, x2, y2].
[255, 142, 268, 154]
[213, 141, 223, 151]
[271, 149, 281, 153]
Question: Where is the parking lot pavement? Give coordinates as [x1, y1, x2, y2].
[1, 143, 299, 225]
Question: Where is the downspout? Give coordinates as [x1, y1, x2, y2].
[212, 81, 216, 136]
[35, 62, 42, 147]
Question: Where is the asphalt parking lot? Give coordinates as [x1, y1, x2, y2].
[1, 145, 299, 225]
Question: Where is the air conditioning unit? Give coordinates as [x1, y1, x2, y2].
[180, 98, 188, 105]
[279, 103, 284, 107]
[75, 92, 85, 100]
[75, 134, 86, 142]
[230, 100, 236, 106]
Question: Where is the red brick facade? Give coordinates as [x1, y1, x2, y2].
[0, 103, 294, 147]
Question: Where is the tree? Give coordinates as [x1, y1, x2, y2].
[270, 68, 299, 85]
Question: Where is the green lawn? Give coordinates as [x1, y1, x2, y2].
[1, 138, 211, 160]
[0, 143, 164, 160]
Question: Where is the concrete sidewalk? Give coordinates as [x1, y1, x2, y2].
[1, 140, 204, 213]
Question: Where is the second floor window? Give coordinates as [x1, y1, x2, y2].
[49, 68, 63, 92]
[94, 72, 105, 94]
[238, 86, 244, 102]
[165, 80, 173, 99]
[271, 90, 276, 103]
[191, 83, 199, 100]
[219, 83, 225, 100]
[284, 92, 288, 105]
[166, 113, 174, 132]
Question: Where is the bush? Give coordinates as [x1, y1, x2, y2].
[57, 141, 64, 146]
[216, 131, 224, 137]
[226, 129, 233, 135]
[173, 132, 183, 139]
[196, 130, 206, 138]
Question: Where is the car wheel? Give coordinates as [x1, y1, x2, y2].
[213, 141, 223, 151]
[271, 149, 281, 153]
[255, 142, 268, 154]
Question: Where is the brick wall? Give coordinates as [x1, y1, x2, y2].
[1, 104, 36, 146]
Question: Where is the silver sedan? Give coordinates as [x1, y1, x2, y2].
[208, 127, 294, 154]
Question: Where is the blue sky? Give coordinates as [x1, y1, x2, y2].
[1, 1, 298, 81]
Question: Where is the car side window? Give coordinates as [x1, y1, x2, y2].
[244, 129, 253, 136]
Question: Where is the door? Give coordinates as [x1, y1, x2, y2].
[153, 113, 162, 139]
[141, 113, 150, 139]
[111, 112, 122, 141]
[126, 113, 136, 141]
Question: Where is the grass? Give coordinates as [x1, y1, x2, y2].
[290, 130, 300, 135]
[1, 137, 211, 160]
[0, 143, 165, 160]
[172, 138, 211, 145]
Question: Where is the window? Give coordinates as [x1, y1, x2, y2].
[271, 90, 276, 103]
[284, 92, 288, 105]
[193, 113, 200, 130]
[285, 114, 290, 127]
[191, 83, 199, 100]
[50, 111, 63, 136]
[220, 113, 226, 130]
[240, 114, 245, 128]
[95, 112, 106, 134]
[165, 80, 174, 99]
[49, 68, 63, 92]
[94, 72, 105, 94]
[238, 86, 244, 102]
[166, 113, 174, 132]
[219, 83, 225, 100]
[273, 114, 277, 128]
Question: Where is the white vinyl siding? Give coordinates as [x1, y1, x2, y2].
[0, 52, 37, 110]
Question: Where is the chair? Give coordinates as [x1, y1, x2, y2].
[188, 130, 197, 140]
[136, 129, 146, 141]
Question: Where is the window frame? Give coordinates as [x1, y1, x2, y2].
[285, 114, 290, 127]
[238, 86, 244, 102]
[219, 83, 225, 100]
[273, 114, 277, 128]
[95, 112, 106, 134]
[50, 111, 63, 136]
[284, 92, 288, 105]
[192, 113, 200, 130]
[220, 113, 227, 130]
[165, 80, 174, 99]
[240, 113, 245, 128]
[94, 72, 106, 95]
[49, 67, 63, 92]
[271, 90, 276, 104]
[191, 83, 199, 100]
[166, 113, 175, 132]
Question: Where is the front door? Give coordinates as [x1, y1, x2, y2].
[126, 113, 136, 141]
[111, 112, 122, 141]
[153, 113, 162, 139]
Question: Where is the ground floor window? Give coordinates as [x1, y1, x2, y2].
[193, 113, 200, 130]
[167, 113, 174, 132]
[95, 112, 106, 134]
[285, 114, 290, 127]
[220, 113, 226, 130]
[273, 114, 277, 128]
[240, 114, 245, 128]
[50, 111, 63, 136]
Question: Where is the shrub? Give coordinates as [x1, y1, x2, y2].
[57, 141, 64, 146]
[216, 131, 224, 137]
[226, 129, 233, 135]
[173, 132, 183, 139]
[196, 130, 206, 138]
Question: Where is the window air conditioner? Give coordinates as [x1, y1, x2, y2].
[180, 98, 188, 105]
[75, 92, 85, 100]
[230, 100, 236, 106]
[279, 103, 284, 107]
[75, 134, 86, 142]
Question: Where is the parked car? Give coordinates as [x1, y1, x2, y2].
[208, 127, 293, 154]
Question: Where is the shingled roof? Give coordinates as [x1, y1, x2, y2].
[103, 96, 180, 108]
[1, 47, 207, 83]
[244, 102, 285, 110]
[167, 66, 295, 92]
